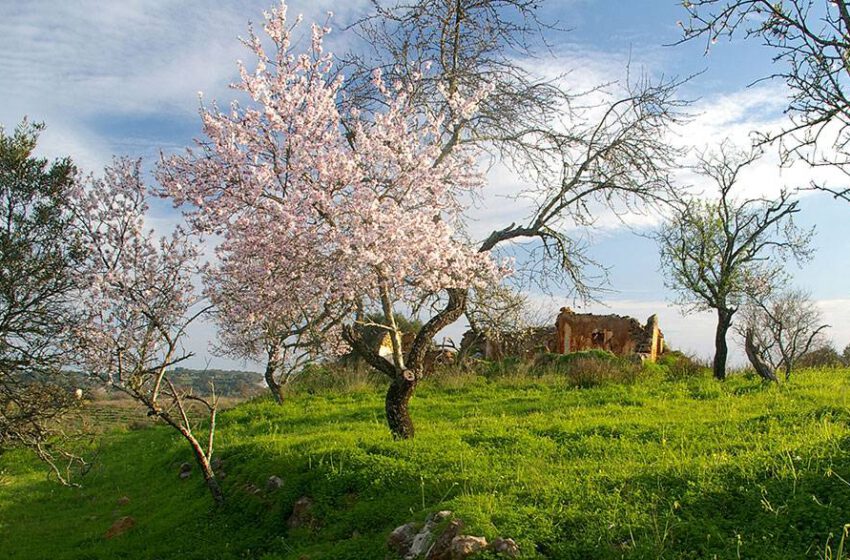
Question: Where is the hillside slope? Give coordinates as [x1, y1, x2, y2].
[2, 369, 850, 559]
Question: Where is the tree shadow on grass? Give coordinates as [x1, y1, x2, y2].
[537, 437, 850, 559]
[0, 415, 438, 560]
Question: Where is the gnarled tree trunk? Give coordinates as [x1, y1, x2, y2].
[264, 346, 283, 404]
[343, 288, 467, 440]
[744, 328, 779, 383]
[385, 374, 418, 439]
[713, 308, 733, 380]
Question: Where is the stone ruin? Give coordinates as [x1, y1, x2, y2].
[555, 307, 665, 362]
[462, 307, 666, 363]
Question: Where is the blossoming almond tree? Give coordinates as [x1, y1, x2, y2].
[205, 226, 348, 404]
[72, 159, 223, 503]
[159, 3, 501, 438]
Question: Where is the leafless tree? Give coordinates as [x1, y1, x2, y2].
[679, 0, 850, 200]
[339, 0, 688, 438]
[465, 285, 533, 335]
[348, 1, 687, 282]
[656, 143, 814, 380]
[737, 288, 829, 380]
[743, 327, 781, 382]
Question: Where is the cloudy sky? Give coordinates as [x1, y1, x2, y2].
[2, 0, 849, 369]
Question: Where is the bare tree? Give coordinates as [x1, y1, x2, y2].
[656, 143, 814, 380]
[0, 120, 87, 485]
[349, 1, 687, 284]
[679, 0, 850, 200]
[743, 327, 781, 382]
[465, 285, 532, 336]
[337, 1, 688, 437]
[737, 288, 829, 380]
[459, 283, 555, 362]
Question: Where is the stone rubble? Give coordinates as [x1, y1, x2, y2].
[387, 511, 519, 559]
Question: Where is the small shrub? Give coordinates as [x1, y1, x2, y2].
[640, 361, 667, 378]
[566, 357, 642, 388]
[658, 351, 708, 380]
[534, 351, 642, 388]
[796, 345, 845, 369]
[535, 349, 617, 368]
[127, 419, 149, 431]
[479, 356, 534, 379]
[289, 363, 384, 395]
[427, 367, 482, 390]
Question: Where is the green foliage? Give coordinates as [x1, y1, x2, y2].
[536, 349, 618, 365]
[0, 118, 82, 472]
[3, 369, 850, 559]
[288, 363, 385, 395]
[533, 351, 644, 388]
[363, 312, 424, 334]
[165, 367, 264, 397]
[480, 356, 530, 378]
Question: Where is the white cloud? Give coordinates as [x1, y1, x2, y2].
[816, 298, 850, 351]
[667, 85, 850, 204]
[0, 0, 369, 170]
[464, 48, 845, 246]
[30, 120, 112, 172]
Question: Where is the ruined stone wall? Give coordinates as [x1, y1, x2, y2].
[556, 309, 640, 355]
[461, 309, 666, 362]
[556, 308, 665, 362]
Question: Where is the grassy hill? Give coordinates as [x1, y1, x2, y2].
[2, 367, 850, 559]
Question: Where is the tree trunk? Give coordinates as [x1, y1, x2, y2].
[343, 289, 467, 440]
[744, 328, 779, 383]
[198, 454, 225, 505]
[713, 309, 733, 381]
[183, 431, 224, 505]
[385, 374, 417, 440]
[264, 350, 283, 404]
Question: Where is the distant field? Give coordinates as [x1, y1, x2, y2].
[2, 368, 850, 559]
[76, 396, 252, 432]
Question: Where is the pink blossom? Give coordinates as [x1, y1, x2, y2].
[158, 2, 504, 364]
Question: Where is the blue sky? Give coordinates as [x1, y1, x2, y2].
[2, 1, 848, 369]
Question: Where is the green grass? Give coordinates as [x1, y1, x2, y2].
[2, 368, 850, 559]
